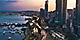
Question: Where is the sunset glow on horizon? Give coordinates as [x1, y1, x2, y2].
[0, 0, 76, 11]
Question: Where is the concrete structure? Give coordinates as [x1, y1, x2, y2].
[73, 0, 80, 35]
[45, 0, 49, 19]
[45, 0, 48, 12]
[67, 9, 74, 32]
[56, 0, 67, 25]
[40, 8, 45, 18]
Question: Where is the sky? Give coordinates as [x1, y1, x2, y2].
[0, 0, 76, 11]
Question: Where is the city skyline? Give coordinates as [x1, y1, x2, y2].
[0, 0, 76, 11]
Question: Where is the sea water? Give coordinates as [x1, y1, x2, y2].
[0, 15, 26, 24]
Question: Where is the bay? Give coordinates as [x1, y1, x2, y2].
[0, 15, 26, 24]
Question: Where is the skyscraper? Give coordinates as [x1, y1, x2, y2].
[40, 8, 45, 18]
[45, 0, 48, 12]
[45, 0, 48, 19]
[56, 0, 67, 25]
[76, 0, 80, 25]
[73, 0, 80, 35]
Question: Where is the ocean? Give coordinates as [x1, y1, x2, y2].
[0, 15, 26, 24]
[0, 15, 26, 40]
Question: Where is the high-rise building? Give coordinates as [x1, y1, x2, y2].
[40, 8, 45, 18]
[45, 0, 48, 12]
[76, 0, 80, 26]
[73, 0, 80, 35]
[63, 0, 67, 20]
[56, 0, 67, 25]
[45, 0, 48, 19]
[67, 9, 74, 32]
